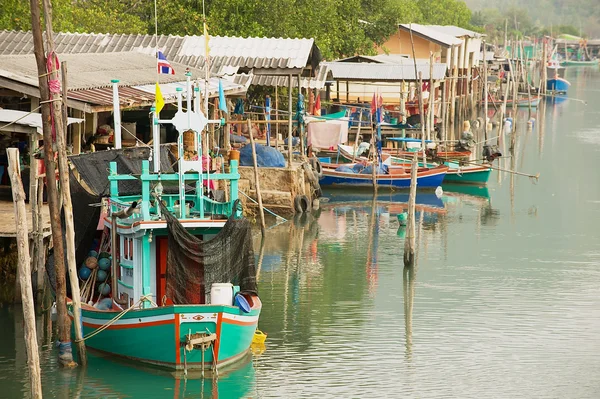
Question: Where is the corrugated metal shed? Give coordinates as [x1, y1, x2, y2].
[398, 24, 463, 47]
[324, 62, 447, 81]
[428, 25, 483, 39]
[337, 54, 433, 64]
[0, 52, 207, 90]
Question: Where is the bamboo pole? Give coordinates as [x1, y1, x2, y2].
[483, 40, 489, 142]
[32, 0, 74, 366]
[288, 75, 293, 169]
[298, 75, 305, 158]
[427, 52, 434, 142]
[7, 148, 43, 399]
[35, 177, 45, 306]
[59, 61, 87, 365]
[275, 85, 279, 150]
[408, 25, 426, 165]
[403, 153, 418, 267]
[28, 132, 43, 305]
[248, 119, 266, 236]
[351, 109, 363, 163]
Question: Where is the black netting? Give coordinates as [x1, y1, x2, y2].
[160, 201, 257, 305]
[45, 169, 102, 295]
[69, 145, 178, 196]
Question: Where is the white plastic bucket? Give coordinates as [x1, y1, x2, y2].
[210, 283, 233, 306]
[406, 142, 421, 151]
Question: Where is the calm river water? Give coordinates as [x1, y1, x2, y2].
[1, 67, 600, 398]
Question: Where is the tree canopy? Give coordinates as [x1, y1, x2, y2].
[0, 0, 475, 60]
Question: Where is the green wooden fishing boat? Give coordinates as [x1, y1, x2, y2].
[69, 73, 260, 373]
[560, 59, 599, 67]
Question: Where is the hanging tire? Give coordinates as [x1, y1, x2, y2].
[309, 157, 323, 179]
[294, 195, 311, 213]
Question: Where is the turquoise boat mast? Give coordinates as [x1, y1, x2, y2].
[106, 72, 240, 308]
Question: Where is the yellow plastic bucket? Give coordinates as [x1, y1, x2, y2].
[252, 329, 267, 344]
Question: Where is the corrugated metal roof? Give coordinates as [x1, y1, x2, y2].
[324, 62, 447, 81]
[398, 24, 463, 47]
[178, 36, 315, 69]
[337, 54, 432, 64]
[0, 52, 207, 91]
[0, 109, 83, 133]
[0, 30, 318, 70]
[232, 64, 331, 89]
[428, 25, 483, 39]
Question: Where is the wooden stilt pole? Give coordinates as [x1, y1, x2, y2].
[403, 153, 418, 267]
[275, 85, 279, 150]
[7, 148, 43, 399]
[28, 131, 43, 305]
[483, 40, 489, 143]
[248, 119, 266, 237]
[31, 0, 75, 367]
[58, 61, 87, 365]
[35, 176, 45, 306]
[288, 75, 293, 169]
[408, 25, 426, 165]
[352, 109, 363, 163]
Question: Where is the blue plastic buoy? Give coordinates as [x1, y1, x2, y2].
[98, 283, 111, 296]
[235, 294, 251, 313]
[79, 267, 92, 280]
[97, 270, 108, 282]
[88, 250, 98, 258]
[98, 257, 111, 271]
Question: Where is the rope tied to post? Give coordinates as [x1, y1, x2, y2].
[44, 51, 62, 141]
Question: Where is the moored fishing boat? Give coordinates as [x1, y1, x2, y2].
[560, 59, 599, 67]
[546, 77, 571, 93]
[480, 95, 542, 108]
[336, 144, 491, 185]
[320, 162, 448, 189]
[68, 74, 260, 372]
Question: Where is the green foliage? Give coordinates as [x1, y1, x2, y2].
[1, 0, 483, 60]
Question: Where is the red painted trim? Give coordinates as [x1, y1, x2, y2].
[174, 314, 180, 365]
[82, 319, 172, 330]
[214, 313, 223, 360]
[221, 318, 259, 327]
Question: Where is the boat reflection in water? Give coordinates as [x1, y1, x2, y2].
[61, 350, 257, 399]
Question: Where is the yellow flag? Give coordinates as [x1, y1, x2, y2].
[204, 21, 210, 59]
[155, 82, 165, 114]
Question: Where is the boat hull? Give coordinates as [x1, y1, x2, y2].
[72, 298, 261, 371]
[443, 166, 492, 185]
[560, 60, 599, 67]
[320, 165, 448, 188]
[546, 78, 570, 93]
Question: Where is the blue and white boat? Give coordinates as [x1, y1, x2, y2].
[547, 77, 571, 93]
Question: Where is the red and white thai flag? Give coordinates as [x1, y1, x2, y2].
[157, 51, 175, 75]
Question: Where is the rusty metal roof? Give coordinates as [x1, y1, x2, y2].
[324, 61, 447, 82]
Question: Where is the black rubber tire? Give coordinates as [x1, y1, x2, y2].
[309, 157, 323, 179]
[294, 195, 311, 213]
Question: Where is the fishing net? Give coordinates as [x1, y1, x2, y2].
[160, 200, 258, 305]
[69, 145, 178, 196]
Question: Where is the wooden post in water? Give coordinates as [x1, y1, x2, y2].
[58, 61, 87, 365]
[275, 85, 279, 150]
[352, 109, 363, 163]
[7, 148, 43, 399]
[298, 75, 305, 158]
[427, 52, 434, 142]
[417, 72, 427, 166]
[248, 119, 266, 236]
[32, 0, 75, 367]
[28, 129, 44, 305]
[403, 154, 418, 267]
[409, 25, 426, 165]
[288, 75, 293, 169]
[483, 40, 489, 142]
